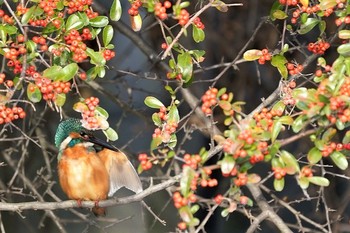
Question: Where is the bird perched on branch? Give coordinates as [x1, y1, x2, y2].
[55, 118, 142, 216]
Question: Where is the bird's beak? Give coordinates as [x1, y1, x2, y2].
[83, 134, 119, 152]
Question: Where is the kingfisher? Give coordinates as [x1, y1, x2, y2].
[55, 118, 143, 216]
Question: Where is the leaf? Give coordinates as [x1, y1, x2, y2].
[192, 26, 205, 43]
[103, 127, 118, 141]
[219, 100, 231, 111]
[21, 6, 36, 24]
[339, 30, 350, 39]
[54, 93, 66, 107]
[337, 43, 350, 57]
[168, 104, 180, 123]
[103, 25, 114, 46]
[86, 48, 106, 66]
[319, 0, 337, 10]
[271, 121, 282, 142]
[307, 147, 322, 164]
[179, 206, 193, 223]
[271, 100, 286, 114]
[300, 0, 309, 7]
[322, 127, 337, 142]
[180, 166, 195, 197]
[43, 65, 63, 80]
[274, 177, 285, 191]
[144, 96, 164, 109]
[95, 106, 109, 119]
[89, 16, 109, 27]
[152, 112, 162, 126]
[177, 52, 193, 83]
[342, 130, 350, 144]
[27, 83, 42, 103]
[150, 136, 162, 150]
[220, 155, 235, 175]
[280, 150, 300, 174]
[298, 176, 310, 189]
[243, 49, 262, 61]
[212, 0, 228, 12]
[60, 63, 78, 81]
[272, 10, 287, 19]
[110, 0, 122, 21]
[308, 176, 330, 187]
[278, 115, 293, 125]
[330, 151, 348, 170]
[292, 115, 308, 133]
[66, 14, 84, 31]
[130, 14, 142, 32]
[298, 18, 319, 34]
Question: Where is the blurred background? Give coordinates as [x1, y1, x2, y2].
[1, 0, 349, 232]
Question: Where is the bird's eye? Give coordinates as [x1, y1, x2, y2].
[80, 132, 89, 139]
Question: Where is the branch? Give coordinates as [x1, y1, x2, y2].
[0, 176, 179, 212]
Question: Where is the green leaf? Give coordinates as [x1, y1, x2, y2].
[278, 115, 293, 125]
[271, 100, 286, 114]
[280, 150, 300, 174]
[180, 166, 195, 197]
[43, 65, 63, 80]
[243, 49, 262, 61]
[274, 177, 285, 191]
[307, 147, 322, 164]
[95, 106, 109, 119]
[272, 10, 287, 19]
[339, 30, 350, 39]
[192, 26, 205, 43]
[152, 112, 162, 126]
[110, 0, 122, 21]
[66, 14, 84, 31]
[271, 121, 282, 142]
[292, 115, 308, 133]
[103, 25, 114, 46]
[144, 96, 164, 109]
[307, 176, 330, 187]
[177, 52, 193, 83]
[298, 176, 310, 189]
[86, 48, 106, 66]
[27, 83, 42, 103]
[168, 104, 180, 123]
[150, 136, 162, 150]
[322, 127, 337, 142]
[103, 127, 118, 141]
[330, 151, 348, 170]
[337, 43, 350, 57]
[342, 130, 350, 144]
[54, 93, 66, 107]
[220, 155, 235, 175]
[130, 14, 142, 32]
[319, 0, 337, 10]
[212, 0, 228, 12]
[60, 63, 78, 81]
[21, 5, 36, 24]
[298, 18, 319, 34]
[179, 206, 193, 223]
[89, 16, 109, 27]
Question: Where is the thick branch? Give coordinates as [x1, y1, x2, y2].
[0, 176, 179, 212]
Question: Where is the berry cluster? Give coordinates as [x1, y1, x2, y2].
[172, 191, 197, 209]
[153, 121, 178, 142]
[281, 80, 297, 105]
[193, 17, 205, 29]
[16, 4, 29, 15]
[183, 153, 202, 169]
[177, 9, 190, 26]
[66, 0, 93, 14]
[233, 173, 248, 186]
[258, 49, 272, 65]
[138, 153, 153, 171]
[0, 105, 26, 124]
[154, 1, 171, 20]
[272, 167, 286, 180]
[253, 107, 283, 131]
[102, 49, 116, 61]
[38, 0, 59, 17]
[80, 97, 101, 129]
[34, 77, 71, 101]
[287, 63, 303, 75]
[201, 88, 218, 115]
[128, 0, 142, 16]
[307, 41, 330, 55]
[300, 166, 313, 177]
[32, 36, 48, 52]
[278, 0, 299, 6]
[64, 29, 91, 62]
[321, 142, 344, 157]
[0, 9, 14, 24]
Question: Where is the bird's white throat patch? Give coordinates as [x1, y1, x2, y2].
[59, 136, 94, 151]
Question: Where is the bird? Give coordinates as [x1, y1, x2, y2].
[55, 118, 143, 216]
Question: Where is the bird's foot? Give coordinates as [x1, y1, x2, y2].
[76, 199, 82, 207]
[94, 200, 100, 208]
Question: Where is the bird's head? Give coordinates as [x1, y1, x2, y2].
[55, 118, 118, 159]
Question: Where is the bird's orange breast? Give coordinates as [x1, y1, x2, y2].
[58, 145, 109, 201]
